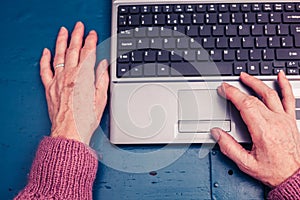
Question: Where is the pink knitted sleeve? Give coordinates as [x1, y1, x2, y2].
[268, 169, 300, 200]
[14, 136, 98, 200]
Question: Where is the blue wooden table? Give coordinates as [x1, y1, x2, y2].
[0, 0, 266, 199]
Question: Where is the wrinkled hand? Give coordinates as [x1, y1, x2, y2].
[39, 22, 109, 145]
[211, 71, 300, 187]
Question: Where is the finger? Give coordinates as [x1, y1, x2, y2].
[218, 82, 267, 138]
[95, 60, 109, 120]
[240, 72, 284, 113]
[80, 30, 98, 62]
[210, 128, 257, 174]
[40, 48, 53, 87]
[278, 71, 296, 118]
[65, 21, 84, 68]
[53, 26, 68, 73]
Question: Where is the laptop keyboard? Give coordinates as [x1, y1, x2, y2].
[117, 3, 300, 78]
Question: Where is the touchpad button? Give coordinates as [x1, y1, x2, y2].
[178, 90, 230, 132]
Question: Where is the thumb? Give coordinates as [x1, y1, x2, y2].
[210, 128, 256, 173]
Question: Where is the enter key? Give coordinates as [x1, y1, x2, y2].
[276, 49, 300, 60]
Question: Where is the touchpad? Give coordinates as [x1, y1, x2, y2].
[178, 90, 230, 132]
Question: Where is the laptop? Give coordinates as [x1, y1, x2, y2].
[110, 0, 300, 144]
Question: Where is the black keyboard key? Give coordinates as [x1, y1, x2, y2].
[242, 37, 254, 48]
[196, 4, 206, 12]
[119, 39, 136, 50]
[119, 6, 128, 14]
[163, 5, 172, 13]
[285, 4, 294, 11]
[207, 5, 217, 12]
[229, 37, 240, 48]
[118, 15, 127, 26]
[137, 38, 149, 49]
[262, 49, 274, 60]
[260, 62, 273, 75]
[157, 50, 170, 62]
[131, 51, 143, 62]
[130, 6, 140, 14]
[231, 13, 243, 24]
[244, 13, 256, 24]
[263, 4, 272, 12]
[234, 62, 247, 75]
[249, 49, 261, 61]
[118, 52, 130, 63]
[287, 61, 298, 68]
[218, 13, 230, 24]
[144, 63, 156, 76]
[219, 4, 228, 12]
[223, 50, 235, 61]
[174, 5, 184, 13]
[281, 37, 293, 48]
[264, 25, 276, 36]
[216, 37, 228, 48]
[186, 26, 198, 37]
[177, 38, 189, 49]
[273, 61, 286, 68]
[277, 25, 289, 35]
[274, 4, 284, 12]
[241, 4, 251, 12]
[200, 25, 211, 36]
[190, 38, 201, 49]
[179, 13, 192, 24]
[154, 14, 166, 25]
[130, 64, 143, 77]
[134, 27, 146, 37]
[283, 13, 300, 23]
[238, 25, 250, 36]
[257, 13, 269, 24]
[141, 14, 153, 26]
[251, 25, 263, 36]
[225, 25, 237, 36]
[212, 25, 224, 36]
[203, 38, 215, 49]
[163, 38, 176, 49]
[230, 4, 240, 12]
[128, 15, 140, 26]
[167, 14, 179, 25]
[247, 62, 259, 75]
[270, 13, 281, 24]
[141, 6, 151, 13]
[171, 50, 182, 61]
[209, 50, 222, 61]
[147, 27, 159, 37]
[197, 50, 209, 61]
[150, 38, 163, 49]
[287, 68, 299, 75]
[274, 68, 285, 75]
[255, 37, 268, 48]
[144, 50, 156, 62]
[185, 5, 195, 12]
[193, 14, 204, 24]
[236, 49, 248, 61]
[205, 13, 218, 24]
[117, 63, 130, 77]
[160, 27, 172, 37]
[183, 50, 196, 61]
[157, 64, 170, 76]
[252, 4, 261, 12]
[276, 49, 300, 60]
[119, 28, 133, 38]
[152, 5, 162, 13]
[268, 37, 280, 47]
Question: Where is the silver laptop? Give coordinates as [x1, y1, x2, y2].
[110, 0, 300, 144]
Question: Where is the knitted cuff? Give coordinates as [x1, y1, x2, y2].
[15, 136, 98, 200]
[268, 168, 300, 200]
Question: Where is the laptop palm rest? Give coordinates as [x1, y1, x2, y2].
[178, 90, 231, 133]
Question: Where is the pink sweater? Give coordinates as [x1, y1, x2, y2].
[15, 137, 299, 199]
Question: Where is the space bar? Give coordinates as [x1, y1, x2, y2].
[170, 62, 233, 76]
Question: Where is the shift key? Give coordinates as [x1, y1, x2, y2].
[276, 49, 300, 60]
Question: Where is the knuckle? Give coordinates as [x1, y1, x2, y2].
[264, 89, 278, 100]
[242, 96, 258, 110]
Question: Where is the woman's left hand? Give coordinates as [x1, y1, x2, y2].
[39, 21, 109, 144]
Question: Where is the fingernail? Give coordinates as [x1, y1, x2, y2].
[76, 21, 83, 27]
[279, 70, 286, 77]
[89, 30, 96, 35]
[43, 48, 48, 55]
[218, 83, 227, 96]
[210, 128, 221, 142]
